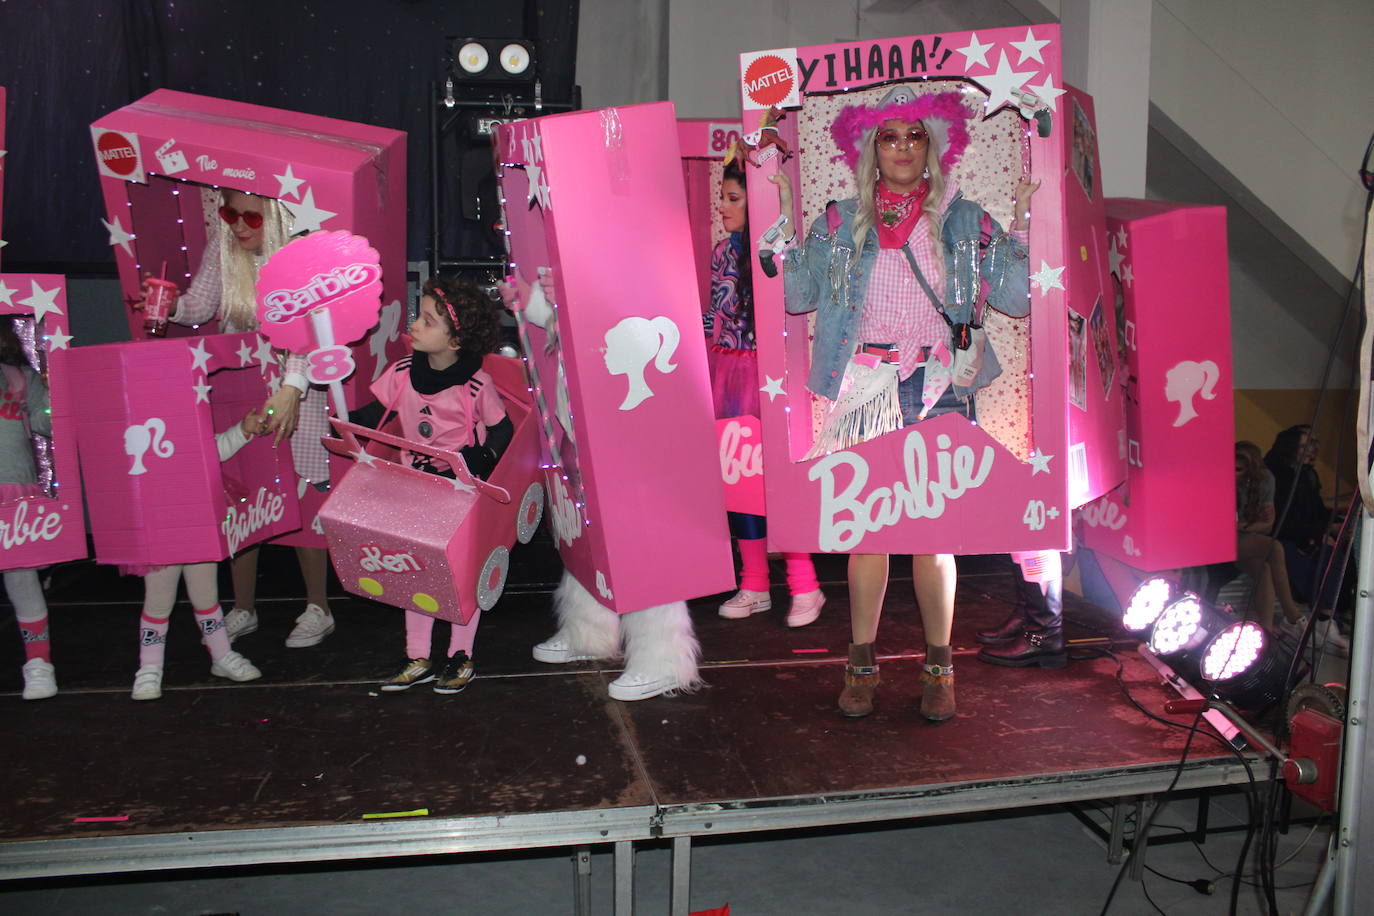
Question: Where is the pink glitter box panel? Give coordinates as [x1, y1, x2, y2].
[1078, 201, 1233, 572]
[69, 333, 302, 568]
[736, 26, 1131, 556]
[495, 102, 735, 612]
[89, 89, 409, 410]
[318, 355, 544, 626]
[0, 274, 87, 571]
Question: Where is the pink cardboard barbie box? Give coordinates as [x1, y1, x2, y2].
[495, 102, 735, 612]
[739, 26, 1100, 555]
[89, 89, 408, 408]
[678, 118, 767, 517]
[1079, 201, 1233, 570]
[318, 355, 544, 626]
[69, 333, 301, 567]
[0, 275, 87, 570]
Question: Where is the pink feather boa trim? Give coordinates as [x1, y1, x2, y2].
[829, 90, 975, 172]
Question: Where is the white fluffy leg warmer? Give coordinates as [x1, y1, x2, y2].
[620, 600, 702, 693]
[550, 570, 622, 659]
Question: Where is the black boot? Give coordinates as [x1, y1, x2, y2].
[975, 572, 1036, 645]
[978, 578, 1068, 668]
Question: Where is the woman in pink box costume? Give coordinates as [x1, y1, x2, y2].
[352, 276, 513, 694]
[709, 161, 824, 627]
[499, 272, 701, 702]
[0, 320, 59, 699]
[130, 408, 266, 700]
[149, 189, 337, 650]
[775, 85, 1038, 721]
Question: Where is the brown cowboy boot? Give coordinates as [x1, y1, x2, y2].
[920, 643, 956, 722]
[838, 642, 880, 718]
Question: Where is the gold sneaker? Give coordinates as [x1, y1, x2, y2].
[380, 658, 434, 692]
[433, 652, 475, 695]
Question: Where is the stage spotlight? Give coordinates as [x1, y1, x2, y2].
[1123, 576, 1180, 633]
[450, 38, 538, 84]
[457, 42, 490, 75]
[1147, 594, 1236, 683]
[1200, 621, 1291, 709]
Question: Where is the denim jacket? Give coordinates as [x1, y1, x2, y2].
[782, 191, 1029, 401]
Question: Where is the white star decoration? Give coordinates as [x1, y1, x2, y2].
[267, 373, 283, 395]
[1121, 264, 1134, 287]
[102, 216, 137, 257]
[1029, 261, 1066, 297]
[0, 280, 15, 307]
[19, 281, 63, 325]
[351, 448, 378, 468]
[1116, 226, 1128, 249]
[236, 341, 254, 366]
[254, 335, 275, 373]
[1010, 28, 1051, 65]
[193, 379, 212, 403]
[760, 375, 785, 402]
[282, 188, 337, 234]
[972, 52, 1038, 116]
[46, 327, 73, 351]
[1025, 73, 1066, 112]
[526, 163, 544, 208]
[1028, 451, 1054, 475]
[530, 131, 543, 161]
[449, 476, 475, 493]
[188, 339, 212, 374]
[956, 32, 995, 70]
[273, 164, 305, 200]
[1108, 238, 1124, 277]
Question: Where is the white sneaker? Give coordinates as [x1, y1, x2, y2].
[532, 633, 606, 664]
[21, 659, 57, 700]
[718, 589, 772, 619]
[1312, 617, 1350, 656]
[786, 590, 826, 628]
[131, 664, 163, 701]
[210, 650, 262, 682]
[224, 608, 259, 642]
[608, 671, 679, 701]
[285, 604, 335, 648]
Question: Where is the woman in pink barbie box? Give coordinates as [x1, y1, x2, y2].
[775, 85, 1038, 721]
[499, 271, 701, 702]
[708, 160, 824, 628]
[137, 189, 337, 651]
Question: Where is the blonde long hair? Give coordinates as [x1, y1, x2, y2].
[851, 123, 947, 283]
[217, 193, 293, 331]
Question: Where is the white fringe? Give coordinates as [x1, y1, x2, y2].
[806, 361, 902, 458]
[549, 570, 622, 659]
[620, 600, 703, 694]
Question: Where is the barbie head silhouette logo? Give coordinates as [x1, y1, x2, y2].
[603, 316, 680, 411]
[124, 418, 175, 476]
[1164, 360, 1220, 427]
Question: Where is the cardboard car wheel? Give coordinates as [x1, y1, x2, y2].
[515, 481, 545, 544]
[476, 544, 510, 611]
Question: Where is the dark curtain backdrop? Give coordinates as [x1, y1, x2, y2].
[0, 0, 578, 269]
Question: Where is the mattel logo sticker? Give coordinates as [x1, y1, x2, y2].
[740, 49, 800, 111]
[91, 128, 146, 183]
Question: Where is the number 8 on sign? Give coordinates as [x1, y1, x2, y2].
[307, 345, 355, 385]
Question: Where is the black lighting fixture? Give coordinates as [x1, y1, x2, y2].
[1122, 576, 1183, 633]
[1145, 592, 1236, 685]
[1198, 620, 1291, 710]
[451, 38, 537, 84]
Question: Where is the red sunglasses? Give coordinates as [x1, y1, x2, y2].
[219, 205, 264, 229]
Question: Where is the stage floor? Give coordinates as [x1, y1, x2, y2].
[0, 543, 1255, 880]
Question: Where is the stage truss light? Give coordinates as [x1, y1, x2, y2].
[1147, 595, 1237, 684]
[1123, 576, 1178, 633]
[457, 42, 490, 75]
[500, 43, 532, 76]
[449, 38, 538, 84]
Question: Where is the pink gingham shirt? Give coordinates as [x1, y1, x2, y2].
[857, 182, 1026, 381]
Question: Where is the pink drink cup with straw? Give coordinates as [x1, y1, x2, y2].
[143, 262, 177, 337]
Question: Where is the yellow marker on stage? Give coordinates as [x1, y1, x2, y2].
[358, 577, 384, 596]
[362, 808, 429, 820]
[412, 593, 440, 613]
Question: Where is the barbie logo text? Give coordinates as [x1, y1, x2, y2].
[261, 263, 382, 324]
[359, 545, 423, 574]
[1079, 499, 1127, 530]
[0, 501, 63, 551]
[719, 419, 763, 484]
[222, 486, 286, 554]
[809, 430, 995, 552]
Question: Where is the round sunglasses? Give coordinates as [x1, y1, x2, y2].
[218, 205, 264, 229]
[876, 127, 929, 150]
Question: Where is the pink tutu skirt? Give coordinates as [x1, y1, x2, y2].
[708, 346, 760, 420]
